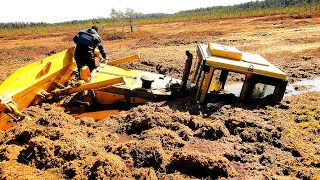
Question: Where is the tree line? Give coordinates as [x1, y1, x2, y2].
[161, 0, 320, 22]
[1, 0, 320, 30]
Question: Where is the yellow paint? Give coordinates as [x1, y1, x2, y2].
[200, 44, 287, 80]
[107, 55, 140, 66]
[1, 45, 178, 127]
[200, 66, 215, 103]
[7, 102, 20, 116]
[130, 97, 149, 104]
[196, 43, 287, 102]
[0, 48, 76, 127]
[38, 61, 52, 77]
[80, 66, 91, 81]
[208, 43, 242, 60]
[209, 81, 222, 92]
[93, 91, 125, 104]
[92, 65, 140, 90]
[0, 48, 76, 94]
[239, 73, 252, 99]
[0, 46, 180, 130]
[0, 122, 15, 131]
[68, 77, 124, 94]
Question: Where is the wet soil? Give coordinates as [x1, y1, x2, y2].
[0, 93, 319, 179]
[0, 14, 320, 179]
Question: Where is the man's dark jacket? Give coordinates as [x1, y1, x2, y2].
[73, 28, 106, 59]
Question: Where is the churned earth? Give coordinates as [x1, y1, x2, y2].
[0, 14, 319, 179]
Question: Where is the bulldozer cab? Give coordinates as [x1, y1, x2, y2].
[193, 43, 287, 103]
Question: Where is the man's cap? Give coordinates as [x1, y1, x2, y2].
[91, 25, 99, 32]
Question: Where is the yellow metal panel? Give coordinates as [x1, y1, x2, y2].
[0, 65, 76, 127]
[107, 55, 140, 66]
[0, 113, 10, 128]
[68, 77, 124, 94]
[205, 57, 286, 80]
[0, 48, 75, 94]
[208, 43, 242, 60]
[80, 66, 91, 81]
[199, 66, 215, 103]
[92, 65, 141, 90]
[239, 73, 252, 100]
[0, 122, 15, 131]
[199, 44, 287, 80]
[94, 91, 125, 105]
[130, 97, 149, 104]
[241, 52, 271, 66]
[0, 48, 76, 127]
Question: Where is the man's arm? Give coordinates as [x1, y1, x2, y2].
[93, 34, 107, 59]
[97, 43, 107, 59]
[73, 34, 79, 44]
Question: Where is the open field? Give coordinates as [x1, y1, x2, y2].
[0, 15, 319, 179]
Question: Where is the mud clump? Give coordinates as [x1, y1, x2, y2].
[0, 103, 236, 179]
[166, 150, 236, 179]
[282, 57, 320, 83]
[0, 92, 320, 179]
[129, 140, 166, 170]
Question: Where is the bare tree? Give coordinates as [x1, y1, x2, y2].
[110, 8, 118, 35]
[125, 8, 139, 32]
[118, 10, 126, 33]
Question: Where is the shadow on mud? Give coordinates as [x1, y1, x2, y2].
[163, 92, 288, 118]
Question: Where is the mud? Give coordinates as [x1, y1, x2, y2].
[0, 91, 319, 179]
[1, 15, 320, 179]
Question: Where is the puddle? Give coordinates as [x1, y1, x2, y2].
[69, 105, 129, 121]
[224, 83, 275, 98]
[285, 77, 320, 97]
[118, 134, 136, 143]
[224, 83, 243, 97]
[212, 77, 320, 98]
[72, 109, 121, 121]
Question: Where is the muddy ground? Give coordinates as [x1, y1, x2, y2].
[0, 15, 320, 179]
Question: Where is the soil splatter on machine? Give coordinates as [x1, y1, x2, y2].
[0, 43, 287, 130]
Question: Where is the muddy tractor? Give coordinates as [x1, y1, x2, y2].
[0, 43, 287, 130]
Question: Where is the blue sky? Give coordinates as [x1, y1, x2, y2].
[1, 0, 254, 23]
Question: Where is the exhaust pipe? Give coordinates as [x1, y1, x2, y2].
[180, 50, 193, 93]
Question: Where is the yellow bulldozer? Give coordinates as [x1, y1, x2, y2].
[0, 43, 288, 131]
